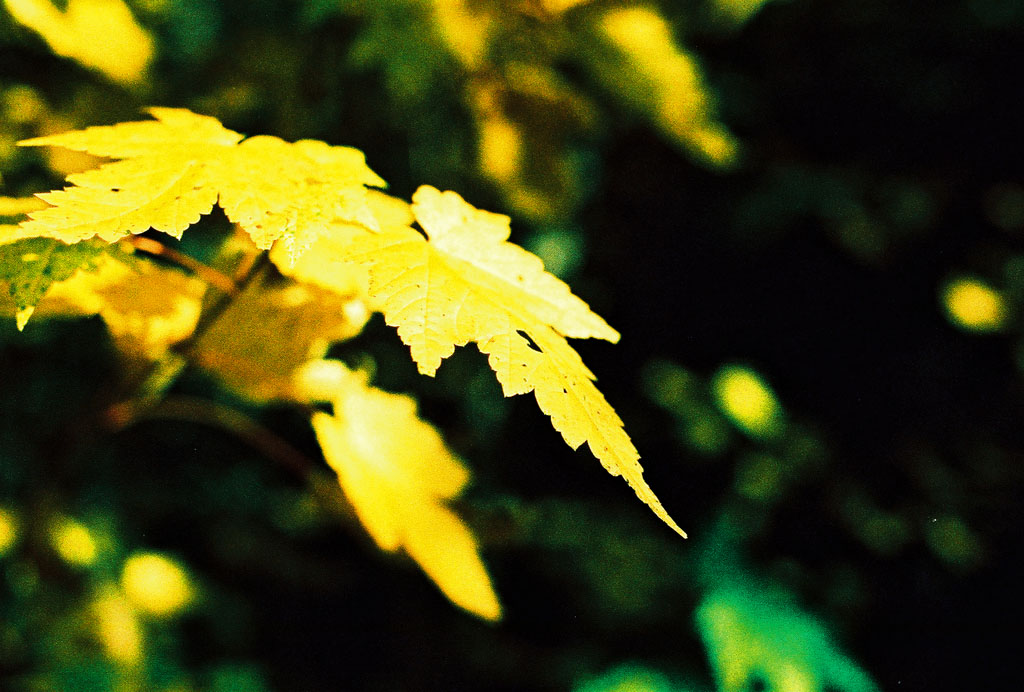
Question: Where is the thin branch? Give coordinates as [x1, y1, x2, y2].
[133, 396, 313, 475]
[125, 235, 238, 295]
[118, 395, 357, 523]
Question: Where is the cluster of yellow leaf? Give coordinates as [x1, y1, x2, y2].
[4, 107, 684, 613]
[12, 108, 384, 265]
[416, 0, 738, 221]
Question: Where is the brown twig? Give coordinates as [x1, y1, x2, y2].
[125, 235, 239, 295]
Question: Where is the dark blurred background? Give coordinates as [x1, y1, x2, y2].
[3, 0, 1024, 690]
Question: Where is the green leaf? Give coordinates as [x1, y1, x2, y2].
[0, 237, 109, 329]
[695, 582, 880, 692]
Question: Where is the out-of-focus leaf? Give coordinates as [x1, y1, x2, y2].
[194, 275, 368, 402]
[2, 0, 154, 85]
[306, 362, 502, 621]
[40, 251, 206, 358]
[695, 583, 879, 692]
[587, 5, 738, 165]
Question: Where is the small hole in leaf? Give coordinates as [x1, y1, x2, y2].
[748, 676, 767, 692]
[516, 330, 542, 353]
[111, 188, 120, 192]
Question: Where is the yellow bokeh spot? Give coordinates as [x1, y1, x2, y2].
[431, 0, 492, 70]
[51, 516, 98, 567]
[943, 277, 1006, 332]
[1, 85, 46, 124]
[478, 115, 523, 184]
[121, 552, 194, 617]
[0, 508, 19, 556]
[92, 587, 143, 664]
[711, 365, 784, 439]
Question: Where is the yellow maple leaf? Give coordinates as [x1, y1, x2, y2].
[17, 109, 385, 258]
[305, 363, 502, 621]
[269, 189, 412, 298]
[337, 186, 685, 537]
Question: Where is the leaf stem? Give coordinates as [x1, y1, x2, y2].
[124, 235, 238, 295]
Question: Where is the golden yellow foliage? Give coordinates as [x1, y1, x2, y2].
[306, 363, 502, 621]
[2, 0, 154, 85]
[339, 186, 684, 537]
[268, 189, 407, 298]
[11, 110, 683, 539]
[17, 108, 385, 263]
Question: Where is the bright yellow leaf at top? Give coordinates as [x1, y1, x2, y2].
[3, 0, 154, 85]
[50, 515, 98, 566]
[307, 363, 502, 621]
[711, 365, 784, 439]
[337, 186, 685, 537]
[121, 552, 194, 617]
[16, 109, 385, 262]
[942, 277, 1006, 332]
[269, 189, 408, 298]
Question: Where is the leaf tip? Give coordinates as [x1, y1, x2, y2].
[15, 306, 34, 331]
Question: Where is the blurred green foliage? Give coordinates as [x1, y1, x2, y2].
[3, 0, 1023, 690]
